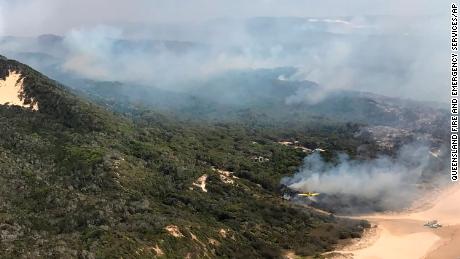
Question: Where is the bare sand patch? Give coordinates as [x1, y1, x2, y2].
[213, 168, 238, 185]
[425, 225, 460, 259]
[152, 244, 164, 256]
[192, 174, 208, 192]
[218, 228, 227, 238]
[208, 238, 220, 246]
[135, 244, 164, 257]
[350, 220, 440, 259]
[0, 70, 37, 110]
[165, 225, 184, 238]
[327, 183, 460, 259]
[283, 250, 297, 259]
[407, 184, 460, 225]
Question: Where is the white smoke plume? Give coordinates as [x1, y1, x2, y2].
[57, 26, 277, 89]
[281, 143, 448, 213]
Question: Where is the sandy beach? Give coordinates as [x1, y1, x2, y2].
[328, 183, 460, 259]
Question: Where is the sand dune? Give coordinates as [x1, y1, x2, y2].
[0, 70, 38, 110]
[329, 183, 460, 259]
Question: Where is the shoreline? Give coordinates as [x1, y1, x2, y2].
[325, 183, 460, 259]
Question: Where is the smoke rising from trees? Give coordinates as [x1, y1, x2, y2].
[281, 143, 448, 213]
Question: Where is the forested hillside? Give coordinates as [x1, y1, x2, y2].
[0, 56, 369, 258]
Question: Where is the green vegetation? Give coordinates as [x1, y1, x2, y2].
[0, 57, 370, 258]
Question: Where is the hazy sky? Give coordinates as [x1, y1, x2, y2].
[0, 0, 449, 36]
[0, 0, 451, 103]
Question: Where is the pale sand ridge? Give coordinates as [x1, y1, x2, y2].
[0, 70, 38, 110]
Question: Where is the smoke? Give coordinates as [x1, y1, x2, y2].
[281, 143, 448, 214]
[284, 15, 450, 104]
[57, 25, 279, 89]
[62, 26, 123, 80]
[0, 0, 452, 103]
